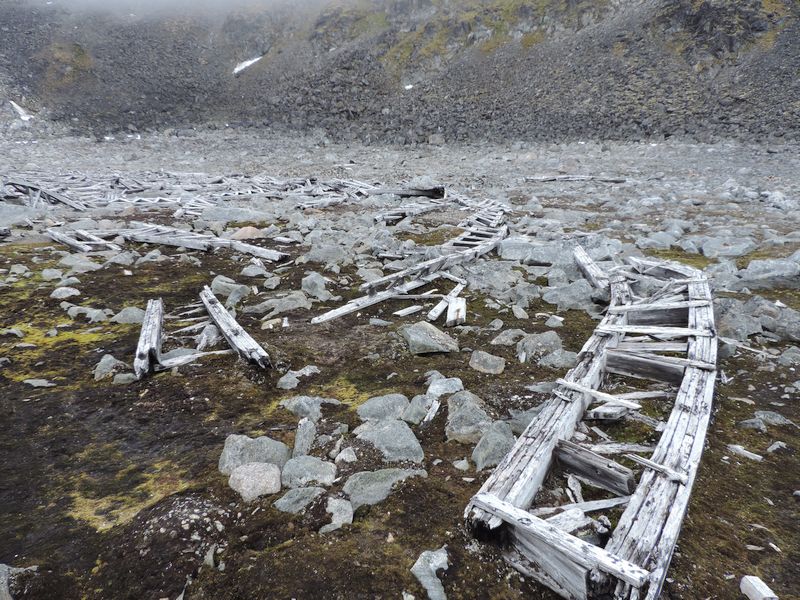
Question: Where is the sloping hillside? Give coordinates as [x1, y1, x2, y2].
[0, 0, 798, 141]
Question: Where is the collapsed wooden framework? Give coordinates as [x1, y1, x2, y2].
[133, 288, 270, 379]
[60, 222, 290, 262]
[466, 251, 717, 600]
[312, 197, 508, 323]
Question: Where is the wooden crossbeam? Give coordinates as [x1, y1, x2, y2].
[199, 286, 270, 368]
[471, 493, 650, 588]
[134, 299, 164, 379]
[555, 440, 636, 496]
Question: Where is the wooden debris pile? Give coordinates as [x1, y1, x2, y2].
[465, 249, 718, 600]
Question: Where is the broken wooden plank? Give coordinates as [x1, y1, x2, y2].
[624, 453, 687, 485]
[556, 379, 642, 410]
[531, 496, 631, 517]
[46, 228, 92, 253]
[134, 299, 164, 379]
[427, 283, 465, 322]
[555, 439, 636, 496]
[155, 349, 235, 370]
[445, 297, 467, 327]
[597, 324, 713, 338]
[471, 493, 649, 588]
[6, 179, 87, 210]
[605, 350, 686, 385]
[199, 286, 270, 368]
[311, 275, 438, 324]
[574, 245, 610, 289]
[74, 229, 122, 251]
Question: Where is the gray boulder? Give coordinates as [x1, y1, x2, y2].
[508, 406, 543, 435]
[402, 394, 435, 425]
[410, 546, 449, 600]
[355, 419, 424, 463]
[542, 280, 595, 311]
[228, 463, 281, 502]
[92, 354, 129, 381]
[319, 498, 354, 534]
[110, 306, 146, 324]
[446, 391, 492, 444]
[517, 331, 563, 363]
[343, 468, 427, 510]
[469, 350, 506, 375]
[273, 487, 325, 514]
[426, 377, 463, 398]
[277, 365, 320, 390]
[734, 259, 800, 290]
[490, 329, 526, 346]
[218, 434, 291, 475]
[50, 287, 80, 300]
[281, 455, 337, 488]
[301, 272, 333, 301]
[280, 395, 341, 422]
[243, 291, 312, 318]
[293, 418, 317, 458]
[400, 322, 459, 354]
[472, 421, 516, 471]
[357, 393, 409, 421]
[540, 349, 579, 369]
[40, 268, 63, 281]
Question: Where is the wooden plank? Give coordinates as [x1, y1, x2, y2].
[46, 228, 92, 253]
[134, 299, 164, 379]
[574, 245, 609, 289]
[311, 275, 438, 324]
[512, 531, 590, 599]
[74, 229, 122, 251]
[445, 297, 467, 327]
[471, 493, 649, 588]
[597, 324, 713, 338]
[531, 496, 631, 517]
[624, 453, 688, 484]
[605, 350, 685, 385]
[607, 349, 716, 372]
[555, 440, 636, 496]
[556, 379, 642, 410]
[199, 286, 270, 369]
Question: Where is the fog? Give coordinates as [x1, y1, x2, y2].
[24, 0, 328, 17]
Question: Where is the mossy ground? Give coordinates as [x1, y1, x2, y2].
[2, 222, 799, 599]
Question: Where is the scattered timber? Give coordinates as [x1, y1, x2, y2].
[134, 299, 164, 379]
[199, 286, 271, 368]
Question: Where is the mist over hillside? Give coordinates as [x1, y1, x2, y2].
[1, 0, 797, 142]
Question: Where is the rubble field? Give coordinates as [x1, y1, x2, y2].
[1, 132, 799, 600]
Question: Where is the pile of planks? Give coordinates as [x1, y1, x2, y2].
[465, 249, 718, 600]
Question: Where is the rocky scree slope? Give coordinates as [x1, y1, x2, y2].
[0, 0, 797, 142]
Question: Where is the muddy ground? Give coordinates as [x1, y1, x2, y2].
[1, 134, 799, 600]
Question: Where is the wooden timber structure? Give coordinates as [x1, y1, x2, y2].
[466, 251, 718, 600]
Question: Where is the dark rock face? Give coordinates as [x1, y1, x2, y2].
[0, 0, 798, 141]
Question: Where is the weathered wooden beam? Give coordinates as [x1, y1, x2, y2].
[597, 325, 713, 338]
[199, 286, 270, 369]
[310, 275, 438, 324]
[555, 440, 636, 496]
[605, 350, 685, 385]
[471, 493, 650, 588]
[445, 297, 467, 327]
[574, 246, 609, 289]
[134, 298, 164, 379]
[531, 496, 631, 517]
[556, 379, 642, 410]
[427, 283, 465, 322]
[46, 228, 92, 253]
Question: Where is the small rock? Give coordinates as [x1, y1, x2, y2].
[410, 546, 449, 600]
[281, 455, 337, 488]
[23, 378, 56, 388]
[50, 287, 80, 300]
[218, 434, 291, 475]
[112, 373, 137, 385]
[334, 447, 357, 464]
[738, 418, 767, 433]
[453, 459, 470, 471]
[357, 393, 410, 421]
[293, 418, 317, 458]
[273, 487, 325, 514]
[446, 391, 492, 444]
[228, 463, 281, 502]
[402, 394, 435, 425]
[755, 410, 797, 428]
[517, 331, 562, 363]
[540, 349, 578, 369]
[740, 575, 778, 600]
[277, 365, 321, 390]
[426, 376, 464, 398]
[40, 268, 63, 281]
[469, 350, 506, 375]
[490, 329, 526, 346]
[400, 322, 459, 354]
[110, 306, 146, 324]
[93, 354, 129, 381]
[472, 421, 516, 471]
[301, 272, 333, 301]
[355, 419, 424, 463]
[280, 395, 340, 422]
[545, 315, 564, 328]
[319, 498, 354, 533]
[343, 468, 427, 510]
[766, 441, 788, 454]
